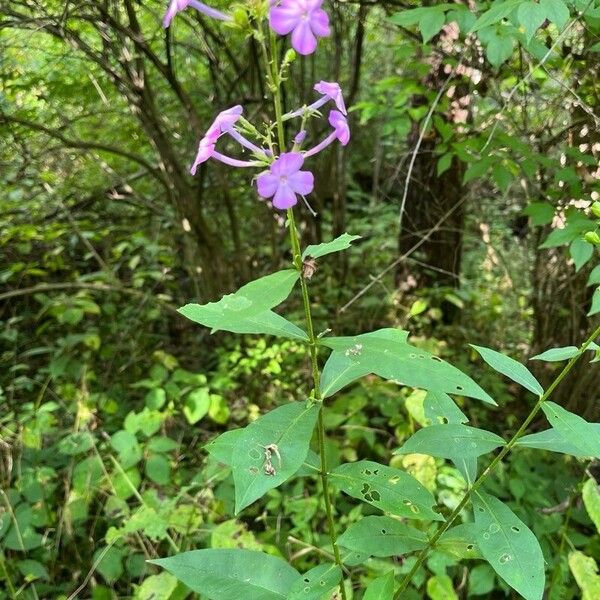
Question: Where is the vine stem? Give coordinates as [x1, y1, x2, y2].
[394, 322, 600, 598]
[262, 27, 348, 598]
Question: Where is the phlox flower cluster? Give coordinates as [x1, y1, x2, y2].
[163, 0, 349, 211]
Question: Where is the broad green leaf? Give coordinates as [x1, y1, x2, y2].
[389, 6, 453, 27]
[472, 492, 544, 600]
[523, 202, 555, 226]
[468, 564, 496, 596]
[540, 0, 570, 28]
[330, 460, 443, 521]
[338, 516, 427, 557]
[133, 572, 179, 600]
[427, 574, 458, 600]
[471, 344, 543, 396]
[531, 346, 579, 362]
[582, 479, 600, 534]
[568, 551, 600, 600]
[486, 31, 515, 66]
[205, 429, 243, 465]
[150, 549, 300, 600]
[321, 329, 493, 403]
[588, 288, 600, 316]
[111, 430, 142, 469]
[394, 424, 505, 459]
[437, 523, 483, 560]
[363, 570, 395, 600]
[420, 10, 446, 43]
[423, 390, 468, 424]
[183, 388, 211, 424]
[288, 563, 341, 600]
[179, 270, 307, 340]
[542, 401, 600, 458]
[58, 431, 94, 455]
[15, 559, 49, 582]
[517, 1, 546, 41]
[587, 265, 600, 287]
[232, 402, 319, 513]
[145, 454, 170, 485]
[570, 238, 593, 272]
[470, 0, 523, 32]
[302, 233, 361, 260]
[516, 426, 600, 456]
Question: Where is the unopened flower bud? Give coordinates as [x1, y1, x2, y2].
[283, 49, 297, 64]
[584, 231, 600, 246]
[592, 201, 600, 219]
[294, 130, 307, 145]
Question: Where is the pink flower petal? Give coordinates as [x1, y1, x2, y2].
[309, 8, 330, 37]
[291, 20, 317, 55]
[288, 170, 314, 195]
[277, 152, 304, 175]
[269, 6, 301, 35]
[273, 183, 298, 209]
[256, 172, 279, 198]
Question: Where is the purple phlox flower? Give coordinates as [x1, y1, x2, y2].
[284, 80, 347, 120]
[163, 0, 231, 28]
[303, 110, 350, 158]
[256, 152, 314, 210]
[269, 0, 330, 56]
[191, 106, 267, 174]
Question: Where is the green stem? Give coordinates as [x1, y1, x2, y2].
[394, 323, 600, 598]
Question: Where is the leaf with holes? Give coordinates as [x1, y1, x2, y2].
[150, 549, 300, 600]
[302, 233, 361, 260]
[232, 402, 319, 513]
[437, 523, 483, 560]
[394, 424, 505, 459]
[338, 516, 428, 557]
[516, 425, 600, 456]
[330, 460, 443, 521]
[288, 563, 341, 600]
[542, 401, 600, 458]
[473, 492, 545, 600]
[423, 390, 468, 424]
[363, 570, 395, 600]
[321, 329, 493, 403]
[179, 270, 307, 340]
[471, 344, 543, 396]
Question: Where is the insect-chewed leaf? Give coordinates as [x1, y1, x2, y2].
[321, 329, 493, 403]
[302, 233, 361, 260]
[232, 402, 319, 514]
[149, 548, 300, 600]
[423, 390, 468, 424]
[205, 429, 243, 465]
[437, 523, 483, 560]
[288, 563, 341, 600]
[472, 492, 545, 600]
[363, 570, 395, 600]
[541, 401, 600, 459]
[394, 424, 505, 459]
[337, 516, 428, 557]
[470, 344, 543, 396]
[330, 460, 443, 521]
[516, 425, 600, 456]
[178, 270, 307, 340]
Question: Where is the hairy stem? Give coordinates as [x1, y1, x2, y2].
[394, 323, 600, 598]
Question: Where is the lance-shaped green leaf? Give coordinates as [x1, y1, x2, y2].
[330, 460, 443, 521]
[472, 492, 545, 600]
[424, 390, 468, 424]
[516, 425, 600, 456]
[363, 571, 395, 600]
[338, 516, 428, 557]
[149, 549, 301, 600]
[302, 233, 361, 260]
[232, 402, 319, 513]
[394, 424, 505, 459]
[531, 346, 579, 362]
[179, 270, 307, 340]
[451, 455, 478, 485]
[321, 329, 493, 403]
[437, 523, 483, 560]
[471, 344, 544, 396]
[582, 479, 600, 534]
[288, 563, 341, 600]
[542, 402, 600, 458]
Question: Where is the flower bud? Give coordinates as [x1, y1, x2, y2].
[584, 231, 600, 246]
[294, 130, 307, 145]
[283, 49, 297, 65]
[592, 201, 600, 219]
